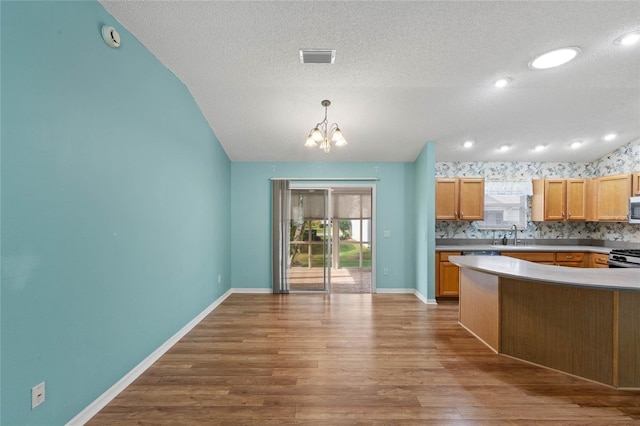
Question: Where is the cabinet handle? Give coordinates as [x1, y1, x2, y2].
[460, 211, 464, 218]
[567, 211, 571, 218]
[562, 211, 565, 218]
[565, 255, 573, 259]
[455, 210, 458, 218]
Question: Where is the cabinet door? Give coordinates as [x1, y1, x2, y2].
[633, 172, 640, 196]
[566, 179, 587, 220]
[458, 178, 485, 220]
[595, 174, 631, 221]
[438, 261, 460, 297]
[437, 252, 461, 297]
[544, 179, 566, 221]
[586, 178, 596, 221]
[435, 179, 458, 220]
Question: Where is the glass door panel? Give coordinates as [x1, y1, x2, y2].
[288, 190, 330, 291]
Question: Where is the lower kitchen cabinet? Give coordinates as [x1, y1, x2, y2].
[588, 252, 610, 268]
[436, 250, 610, 299]
[555, 252, 585, 267]
[501, 252, 555, 264]
[436, 252, 461, 298]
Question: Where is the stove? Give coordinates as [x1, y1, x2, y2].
[608, 249, 640, 268]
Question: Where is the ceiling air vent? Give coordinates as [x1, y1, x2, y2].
[299, 49, 336, 64]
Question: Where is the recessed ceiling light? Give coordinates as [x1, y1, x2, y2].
[529, 47, 581, 70]
[533, 145, 546, 152]
[615, 30, 640, 46]
[499, 145, 510, 152]
[570, 141, 582, 149]
[494, 77, 511, 88]
[462, 140, 475, 148]
[603, 133, 617, 141]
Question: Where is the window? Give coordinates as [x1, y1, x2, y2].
[476, 181, 532, 230]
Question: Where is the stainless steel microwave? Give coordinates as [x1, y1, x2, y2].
[630, 196, 640, 224]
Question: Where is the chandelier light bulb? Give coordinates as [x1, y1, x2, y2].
[305, 135, 317, 147]
[311, 127, 323, 142]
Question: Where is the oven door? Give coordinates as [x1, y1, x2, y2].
[630, 196, 640, 223]
[608, 259, 639, 268]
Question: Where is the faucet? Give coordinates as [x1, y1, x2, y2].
[511, 224, 518, 246]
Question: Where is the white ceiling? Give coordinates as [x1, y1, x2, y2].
[100, 0, 640, 163]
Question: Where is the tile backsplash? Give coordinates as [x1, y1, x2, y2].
[436, 138, 640, 244]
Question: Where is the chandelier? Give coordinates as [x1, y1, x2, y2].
[305, 100, 347, 154]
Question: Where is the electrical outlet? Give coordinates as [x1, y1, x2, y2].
[32, 382, 45, 409]
[218, 274, 221, 284]
[383, 268, 389, 276]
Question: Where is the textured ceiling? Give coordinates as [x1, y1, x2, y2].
[100, 0, 640, 163]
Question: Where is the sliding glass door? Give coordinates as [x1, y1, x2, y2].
[288, 189, 331, 292]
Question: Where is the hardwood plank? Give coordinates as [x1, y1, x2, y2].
[88, 294, 640, 424]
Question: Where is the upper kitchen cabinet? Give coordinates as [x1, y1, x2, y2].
[436, 178, 484, 221]
[531, 178, 587, 221]
[592, 173, 632, 222]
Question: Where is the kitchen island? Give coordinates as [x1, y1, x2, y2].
[449, 255, 640, 389]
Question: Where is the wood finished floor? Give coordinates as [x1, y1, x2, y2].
[89, 294, 640, 425]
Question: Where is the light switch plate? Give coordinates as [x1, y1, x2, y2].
[383, 230, 391, 238]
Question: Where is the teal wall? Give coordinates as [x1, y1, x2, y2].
[414, 142, 437, 299]
[1, 2, 231, 424]
[230, 162, 416, 290]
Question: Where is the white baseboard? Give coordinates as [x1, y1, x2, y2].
[413, 289, 437, 305]
[66, 289, 234, 425]
[375, 288, 415, 294]
[231, 287, 272, 293]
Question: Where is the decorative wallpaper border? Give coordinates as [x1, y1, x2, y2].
[435, 138, 640, 243]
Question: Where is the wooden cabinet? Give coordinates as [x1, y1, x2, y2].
[531, 178, 587, 221]
[436, 178, 484, 221]
[587, 252, 609, 268]
[501, 252, 555, 264]
[593, 173, 631, 221]
[555, 252, 585, 267]
[632, 172, 640, 196]
[436, 252, 461, 298]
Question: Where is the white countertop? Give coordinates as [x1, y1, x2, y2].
[436, 244, 611, 254]
[449, 255, 640, 291]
